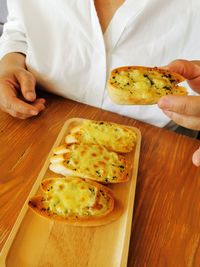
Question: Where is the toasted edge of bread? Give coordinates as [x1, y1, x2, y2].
[107, 66, 187, 105]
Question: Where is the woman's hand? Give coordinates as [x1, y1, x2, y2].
[157, 59, 200, 166]
[158, 59, 200, 130]
[0, 53, 45, 119]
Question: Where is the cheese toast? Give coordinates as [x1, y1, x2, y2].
[107, 66, 187, 105]
[49, 143, 131, 183]
[65, 120, 137, 153]
[28, 177, 114, 224]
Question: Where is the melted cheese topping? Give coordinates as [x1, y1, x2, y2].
[44, 179, 109, 217]
[73, 121, 136, 152]
[65, 144, 127, 182]
[110, 69, 185, 99]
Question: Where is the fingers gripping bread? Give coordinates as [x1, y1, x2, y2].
[65, 120, 137, 153]
[107, 66, 187, 105]
[49, 143, 131, 183]
[28, 177, 114, 223]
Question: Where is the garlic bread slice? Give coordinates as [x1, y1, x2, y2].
[107, 66, 187, 105]
[28, 177, 114, 224]
[65, 120, 137, 153]
[49, 143, 131, 183]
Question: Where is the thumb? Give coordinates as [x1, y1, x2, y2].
[158, 95, 200, 115]
[15, 70, 36, 102]
[192, 146, 200, 167]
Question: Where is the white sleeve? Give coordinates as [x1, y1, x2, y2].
[0, 0, 27, 59]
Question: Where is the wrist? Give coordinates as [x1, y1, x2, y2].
[0, 52, 26, 69]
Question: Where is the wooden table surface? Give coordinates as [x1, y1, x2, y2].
[0, 92, 200, 266]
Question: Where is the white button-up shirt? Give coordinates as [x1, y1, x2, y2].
[0, 0, 200, 127]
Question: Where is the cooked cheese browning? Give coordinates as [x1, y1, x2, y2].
[65, 120, 136, 153]
[108, 66, 187, 104]
[29, 177, 114, 220]
[49, 143, 130, 183]
[44, 179, 110, 217]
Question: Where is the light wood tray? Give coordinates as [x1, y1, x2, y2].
[0, 118, 141, 267]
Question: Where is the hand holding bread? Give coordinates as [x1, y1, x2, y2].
[158, 60, 200, 130]
[157, 59, 200, 167]
[107, 61, 200, 167]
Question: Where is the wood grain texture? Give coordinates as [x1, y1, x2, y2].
[0, 91, 200, 266]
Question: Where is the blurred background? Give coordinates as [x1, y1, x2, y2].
[0, 0, 8, 36]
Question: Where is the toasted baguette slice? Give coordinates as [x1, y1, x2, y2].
[65, 120, 137, 153]
[49, 143, 131, 183]
[107, 66, 187, 105]
[28, 177, 114, 224]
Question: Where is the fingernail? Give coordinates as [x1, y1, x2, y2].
[30, 110, 38, 115]
[26, 93, 35, 101]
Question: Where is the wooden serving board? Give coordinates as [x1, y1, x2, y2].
[0, 118, 141, 267]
